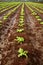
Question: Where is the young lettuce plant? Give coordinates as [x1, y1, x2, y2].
[0, 21, 2, 24]
[3, 16, 8, 20]
[0, 24, 2, 26]
[17, 28, 24, 33]
[18, 48, 28, 58]
[15, 36, 24, 43]
[21, 8, 24, 15]
[0, 21, 2, 27]
[32, 12, 37, 15]
[35, 16, 42, 21]
[20, 18, 24, 22]
[20, 16, 24, 19]
[18, 23, 24, 27]
[40, 22, 43, 24]
[36, 16, 40, 19]
[18, 20, 24, 27]
[37, 18, 42, 21]
[19, 20, 24, 24]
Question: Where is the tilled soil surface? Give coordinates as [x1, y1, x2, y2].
[0, 4, 43, 65]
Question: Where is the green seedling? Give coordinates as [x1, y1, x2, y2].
[20, 17, 24, 21]
[36, 16, 40, 19]
[18, 23, 24, 27]
[35, 16, 42, 21]
[19, 20, 24, 24]
[22, 8, 24, 12]
[18, 48, 28, 58]
[16, 36, 24, 43]
[37, 18, 42, 21]
[17, 29, 24, 33]
[21, 13, 24, 16]
[32, 10, 34, 13]
[3, 16, 8, 20]
[21, 8, 24, 13]
[0, 24, 2, 26]
[0, 21, 2, 26]
[0, 21, 2, 24]
[20, 18, 24, 21]
[20, 16, 24, 19]
[32, 12, 37, 15]
[21, 9, 24, 15]
[40, 22, 43, 24]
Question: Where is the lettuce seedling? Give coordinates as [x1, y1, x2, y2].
[3, 16, 8, 20]
[0, 24, 2, 26]
[0, 21, 2, 27]
[37, 19, 42, 21]
[20, 18, 24, 21]
[18, 23, 24, 27]
[16, 36, 24, 43]
[0, 21, 2, 24]
[18, 48, 28, 58]
[40, 22, 43, 24]
[36, 16, 40, 19]
[19, 20, 24, 24]
[21, 9, 24, 15]
[35, 16, 42, 21]
[20, 16, 24, 19]
[32, 12, 37, 15]
[17, 29, 24, 33]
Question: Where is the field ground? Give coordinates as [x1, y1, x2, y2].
[0, 2, 43, 65]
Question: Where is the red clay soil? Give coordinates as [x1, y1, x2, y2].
[0, 4, 43, 65]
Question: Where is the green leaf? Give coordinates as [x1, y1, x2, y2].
[17, 29, 24, 33]
[16, 36, 24, 43]
[18, 48, 28, 58]
[40, 22, 43, 24]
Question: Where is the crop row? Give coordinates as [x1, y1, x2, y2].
[0, 2, 20, 11]
[26, 3, 43, 25]
[28, 4, 43, 14]
[0, 2, 20, 15]
[15, 3, 28, 58]
[0, 3, 21, 28]
[26, 2, 43, 10]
